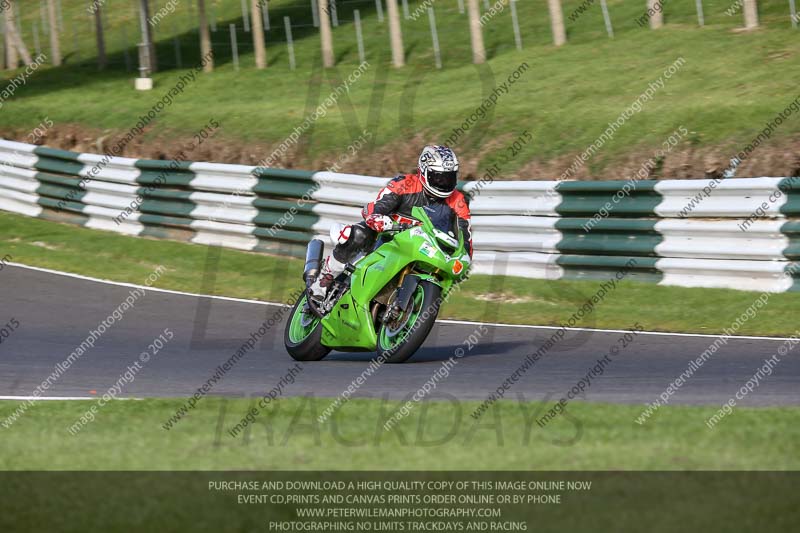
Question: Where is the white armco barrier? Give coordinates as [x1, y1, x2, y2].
[0, 138, 797, 293]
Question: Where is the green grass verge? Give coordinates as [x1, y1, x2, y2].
[2, 396, 799, 470]
[3, 1, 800, 175]
[2, 211, 799, 336]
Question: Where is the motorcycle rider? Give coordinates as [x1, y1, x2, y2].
[309, 145, 473, 301]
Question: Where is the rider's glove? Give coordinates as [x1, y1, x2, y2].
[364, 214, 396, 233]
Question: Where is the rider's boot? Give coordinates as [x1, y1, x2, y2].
[308, 255, 346, 301]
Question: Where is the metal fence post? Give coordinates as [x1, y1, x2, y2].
[375, 0, 385, 22]
[510, 0, 522, 50]
[312, 0, 319, 27]
[600, 0, 614, 38]
[284, 16, 296, 70]
[354, 10, 366, 63]
[230, 23, 239, 70]
[428, 8, 441, 69]
[241, 0, 251, 32]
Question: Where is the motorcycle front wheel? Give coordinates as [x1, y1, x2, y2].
[377, 280, 441, 363]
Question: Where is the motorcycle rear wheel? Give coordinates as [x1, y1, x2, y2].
[284, 293, 331, 361]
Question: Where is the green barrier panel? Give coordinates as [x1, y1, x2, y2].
[36, 196, 93, 219]
[32, 146, 82, 162]
[556, 253, 663, 283]
[555, 180, 662, 217]
[780, 221, 800, 261]
[253, 168, 316, 181]
[555, 218, 662, 257]
[30, 154, 86, 177]
[785, 262, 800, 292]
[253, 179, 320, 199]
[37, 205, 92, 227]
[778, 177, 800, 216]
[136, 198, 196, 219]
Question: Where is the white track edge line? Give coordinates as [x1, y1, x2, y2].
[0, 396, 141, 401]
[7, 261, 285, 307]
[7, 262, 796, 342]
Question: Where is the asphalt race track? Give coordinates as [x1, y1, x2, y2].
[1, 263, 798, 406]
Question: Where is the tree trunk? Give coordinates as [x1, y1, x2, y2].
[1, 17, 5, 70]
[46, 0, 61, 66]
[95, 6, 107, 69]
[3, 4, 16, 69]
[743, 0, 758, 29]
[547, 0, 566, 46]
[317, 0, 334, 68]
[4, 2, 33, 65]
[197, 0, 213, 72]
[647, 0, 663, 29]
[466, 0, 485, 64]
[250, 0, 266, 68]
[385, 0, 404, 67]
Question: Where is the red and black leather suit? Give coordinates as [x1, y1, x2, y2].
[331, 172, 473, 265]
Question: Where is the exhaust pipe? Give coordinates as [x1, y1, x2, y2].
[303, 239, 325, 283]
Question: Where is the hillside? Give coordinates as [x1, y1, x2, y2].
[1, 0, 799, 179]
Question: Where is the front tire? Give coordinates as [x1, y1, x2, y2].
[284, 293, 331, 361]
[377, 280, 441, 363]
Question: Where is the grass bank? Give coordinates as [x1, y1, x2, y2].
[1, 1, 799, 178]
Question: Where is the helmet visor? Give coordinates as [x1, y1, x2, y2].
[427, 170, 458, 194]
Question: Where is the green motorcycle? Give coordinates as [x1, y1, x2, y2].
[284, 206, 471, 363]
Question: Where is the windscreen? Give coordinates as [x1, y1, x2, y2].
[422, 203, 458, 236]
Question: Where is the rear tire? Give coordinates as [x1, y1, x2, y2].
[284, 293, 331, 361]
[377, 280, 441, 363]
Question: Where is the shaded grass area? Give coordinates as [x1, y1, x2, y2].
[1, 396, 799, 470]
[2, 1, 800, 175]
[2, 211, 799, 336]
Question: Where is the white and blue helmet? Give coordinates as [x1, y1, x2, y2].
[418, 145, 459, 198]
